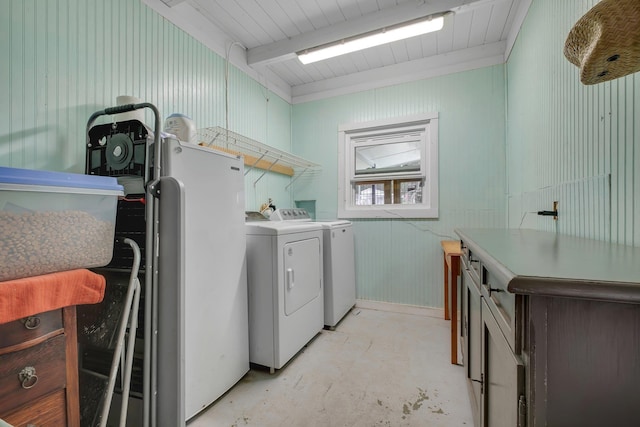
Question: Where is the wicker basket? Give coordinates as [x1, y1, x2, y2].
[564, 0, 640, 85]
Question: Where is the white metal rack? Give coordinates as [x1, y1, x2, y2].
[197, 126, 321, 188]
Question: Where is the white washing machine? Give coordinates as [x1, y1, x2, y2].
[270, 209, 356, 328]
[317, 220, 356, 328]
[245, 217, 324, 373]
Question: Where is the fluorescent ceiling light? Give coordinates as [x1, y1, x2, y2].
[297, 14, 447, 65]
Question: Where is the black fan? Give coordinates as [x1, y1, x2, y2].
[86, 119, 153, 192]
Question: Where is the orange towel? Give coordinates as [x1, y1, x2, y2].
[0, 269, 106, 324]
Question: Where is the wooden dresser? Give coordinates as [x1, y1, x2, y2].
[0, 306, 80, 427]
[456, 228, 640, 427]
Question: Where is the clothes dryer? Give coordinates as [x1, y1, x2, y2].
[245, 219, 324, 373]
[269, 209, 356, 328]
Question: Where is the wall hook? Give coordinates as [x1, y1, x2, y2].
[537, 201, 558, 220]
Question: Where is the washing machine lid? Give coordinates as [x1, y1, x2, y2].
[316, 220, 352, 229]
[245, 221, 322, 235]
[245, 211, 269, 221]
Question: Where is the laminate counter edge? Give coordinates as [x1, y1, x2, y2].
[454, 228, 640, 303]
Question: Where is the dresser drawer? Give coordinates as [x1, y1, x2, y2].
[0, 309, 63, 352]
[0, 334, 67, 414]
[3, 389, 67, 427]
[460, 240, 481, 281]
[481, 264, 522, 354]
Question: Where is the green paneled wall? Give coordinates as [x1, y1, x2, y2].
[292, 66, 507, 307]
[0, 0, 293, 211]
[5, 0, 635, 310]
[506, 0, 640, 246]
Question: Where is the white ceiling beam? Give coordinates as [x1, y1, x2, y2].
[247, 0, 480, 67]
[160, 0, 187, 6]
[449, 0, 512, 13]
[291, 41, 507, 104]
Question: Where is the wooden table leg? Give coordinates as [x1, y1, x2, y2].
[450, 269, 458, 364]
[444, 256, 450, 320]
[450, 256, 460, 365]
[440, 241, 462, 365]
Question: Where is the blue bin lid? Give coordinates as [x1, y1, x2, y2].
[0, 166, 124, 192]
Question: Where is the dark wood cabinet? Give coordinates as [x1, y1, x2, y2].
[461, 262, 482, 424]
[528, 296, 640, 426]
[457, 228, 640, 427]
[0, 306, 80, 427]
[481, 300, 524, 427]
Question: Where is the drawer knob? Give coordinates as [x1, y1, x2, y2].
[18, 366, 39, 389]
[488, 287, 504, 296]
[23, 316, 41, 330]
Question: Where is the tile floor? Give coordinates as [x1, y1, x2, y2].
[188, 303, 473, 427]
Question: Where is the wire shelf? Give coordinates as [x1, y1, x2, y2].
[197, 126, 320, 187]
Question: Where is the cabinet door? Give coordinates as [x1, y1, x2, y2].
[481, 301, 525, 427]
[462, 265, 482, 416]
[530, 296, 640, 426]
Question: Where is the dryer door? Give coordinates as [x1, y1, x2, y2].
[283, 237, 322, 316]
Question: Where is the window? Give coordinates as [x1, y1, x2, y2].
[338, 113, 438, 219]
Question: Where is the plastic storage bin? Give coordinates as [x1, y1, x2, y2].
[0, 167, 124, 282]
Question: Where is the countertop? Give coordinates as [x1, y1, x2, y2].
[454, 228, 640, 303]
[440, 240, 462, 258]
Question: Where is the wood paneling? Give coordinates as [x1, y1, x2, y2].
[293, 65, 507, 307]
[506, 0, 639, 247]
[0, 0, 293, 212]
[5, 0, 636, 310]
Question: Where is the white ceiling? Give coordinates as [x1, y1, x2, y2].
[143, 0, 531, 103]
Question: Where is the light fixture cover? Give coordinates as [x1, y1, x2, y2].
[298, 15, 446, 65]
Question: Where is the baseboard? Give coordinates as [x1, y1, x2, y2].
[355, 299, 444, 319]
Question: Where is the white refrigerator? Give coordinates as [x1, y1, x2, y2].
[154, 137, 248, 423]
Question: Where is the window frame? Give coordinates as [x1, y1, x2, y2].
[338, 113, 439, 219]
